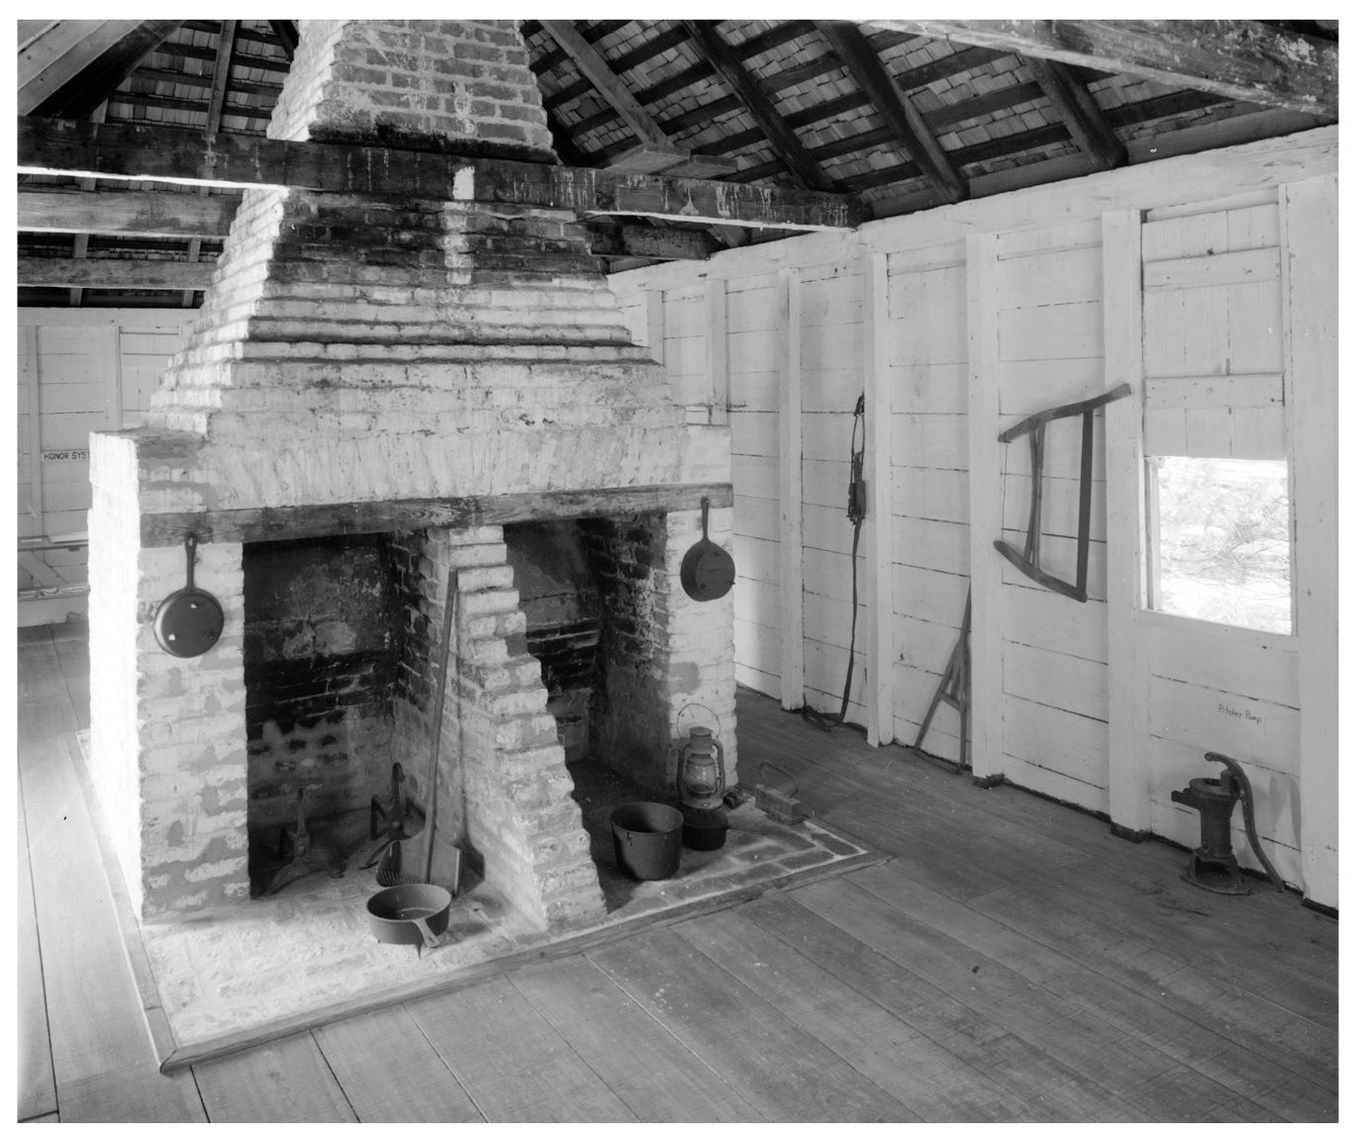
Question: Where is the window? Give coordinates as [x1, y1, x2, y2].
[1147, 456, 1292, 635]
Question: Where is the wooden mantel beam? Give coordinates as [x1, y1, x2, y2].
[17, 116, 866, 231]
[865, 20, 1338, 118]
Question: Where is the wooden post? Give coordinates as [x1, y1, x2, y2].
[1102, 208, 1152, 838]
[777, 268, 805, 709]
[705, 277, 729, 426]
[965, 234, 1004, 785]
[862, 252, 895, 745]
[22, 324, 45, 536]
[104, 323, 124, 429]
[644, 289, 665, 364]
[1281, 176, 1338, 909]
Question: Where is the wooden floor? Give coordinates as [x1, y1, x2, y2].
[18, 623, 1338, 1123]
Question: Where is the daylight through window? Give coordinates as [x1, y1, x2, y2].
[1148, 456, 1293, 635]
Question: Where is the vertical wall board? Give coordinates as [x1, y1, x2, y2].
[778, 269, 805, 709]
[1282, 176, 1339, 908]
[860, 254, 894, 742]
[802, 546, 861, 606]
[966, 234, 1003, 782]
[1103, 209, 1152, 834]
[705, 278, 729, 425]
[20, 325, 44, 538]
[643, 289, 665, 363]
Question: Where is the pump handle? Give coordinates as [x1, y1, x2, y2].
[1204, 752, 1284, 892]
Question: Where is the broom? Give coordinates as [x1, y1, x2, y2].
[377, 561, 462, 894]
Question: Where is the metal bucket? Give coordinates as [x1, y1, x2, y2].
[610, 802, 684, 880]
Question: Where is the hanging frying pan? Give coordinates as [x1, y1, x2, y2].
[680, 497, 735, 602]
[154, 534, 224, 658]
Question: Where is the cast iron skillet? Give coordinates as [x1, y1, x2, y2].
[154, 534, 224, 658]
[680, 497, 735, 602]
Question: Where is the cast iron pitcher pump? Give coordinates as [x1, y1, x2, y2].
[1170, 752, 1283, 895]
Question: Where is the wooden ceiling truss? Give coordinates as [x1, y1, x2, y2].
[15, 18, 1337, 301]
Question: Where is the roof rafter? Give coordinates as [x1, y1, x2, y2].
[539, 19, 736, 178]
[22, 20, 183, 119]
[1025, 57, 1127, 172]
[681, 20, 834, 193]
[815, 21, 967, 205]
[865, 19, 1338, 118]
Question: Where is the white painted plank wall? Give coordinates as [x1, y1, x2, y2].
[16, 310, 194, 618]
[608, 129, 1337, 897]
[992, 223, 1112, 812]
[887, 243, 970, 761]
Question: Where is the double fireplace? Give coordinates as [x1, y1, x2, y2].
[84, 18, 737, 935]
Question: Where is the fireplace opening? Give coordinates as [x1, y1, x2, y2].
[242, 532, 409, 895]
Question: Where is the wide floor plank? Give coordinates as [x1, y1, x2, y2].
[313, 1006, 482, 1123]
[507, 954, 765, 1122]
[406, 977, 637, 1123]
[16, 778, 57, 1122]
[588, 925, 920, 1123]
[17, 634, 1337, 1124]
[194, 1035, 357, 1122]
[672, 907, 1028, 1122]
[793, 872, 1250, 1122]
[742, 890, 1125, 1122]
[20, 729, 206, 1123]
[855, 863, 1333, 1120]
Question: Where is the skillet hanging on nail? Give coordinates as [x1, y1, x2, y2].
[154, 534, 224, 658]
[680, 497, 735, 602]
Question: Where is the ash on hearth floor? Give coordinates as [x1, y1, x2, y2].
[75, 736, 875, 1069]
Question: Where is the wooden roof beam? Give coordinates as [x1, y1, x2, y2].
[269, 21, 299, 61]
[18, 188, 237, 238]
[18, 117, 868, 231]
[815, 21, 967, 205]
[540, 21, 736, 179]
[19, 257, 215, 292]
[1026, 57, 1127, 172]
[681, 20, 835, 193]
[866, 19, 1338, 118]
[585, 222, 720, 261]
[21, 20, 183, 119]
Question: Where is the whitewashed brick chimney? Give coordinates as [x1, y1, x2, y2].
[87, 20, 734, 929]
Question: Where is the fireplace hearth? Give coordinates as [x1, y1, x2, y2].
[86, 19, 735, 937]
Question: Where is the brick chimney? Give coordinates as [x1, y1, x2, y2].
[86, 20, 736, 932]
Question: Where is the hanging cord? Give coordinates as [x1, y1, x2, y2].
[803, 394, 866, 731]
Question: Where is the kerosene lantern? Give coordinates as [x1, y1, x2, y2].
[675, 717, 729, 850]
